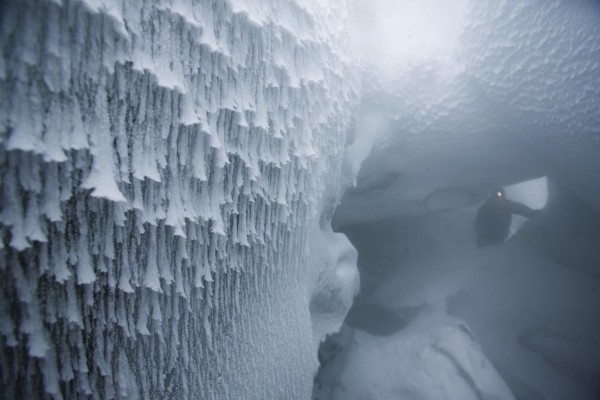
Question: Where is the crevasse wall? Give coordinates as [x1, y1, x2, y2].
[0, 0, 360, 398]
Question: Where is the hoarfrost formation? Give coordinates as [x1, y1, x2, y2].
[0, 0, 360, 398]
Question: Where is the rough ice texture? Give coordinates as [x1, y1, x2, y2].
[336, 0, 600, 228]
[0, 0, 359, 398]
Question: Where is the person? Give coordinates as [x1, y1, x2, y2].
[475, 188, 539, 247]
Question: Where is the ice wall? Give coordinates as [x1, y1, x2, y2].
[0, 0, 360, 398]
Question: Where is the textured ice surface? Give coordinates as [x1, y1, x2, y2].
[0, 0, 360, 398]
[336, 0, 600, 228]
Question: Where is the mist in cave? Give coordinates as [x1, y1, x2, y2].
[315, 1, 600, 399]
[1, 0, 599, 399]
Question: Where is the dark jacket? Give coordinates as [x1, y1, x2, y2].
[475, 197, 537, 247]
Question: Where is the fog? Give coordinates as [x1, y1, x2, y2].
[317, 1, 600, 399]
[350, 0, 467, 75]
[0, 0, 599, 399]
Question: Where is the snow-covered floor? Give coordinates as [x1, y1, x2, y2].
[316, 309, 514, 400]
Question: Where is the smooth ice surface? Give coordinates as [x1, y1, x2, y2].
[504, 177, 548, 238]
[315, 312, 514, 400]
[0, 0, 360, 398]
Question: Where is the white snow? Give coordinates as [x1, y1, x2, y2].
[316, 311, 514, 400]
[0, 0, 360, 398]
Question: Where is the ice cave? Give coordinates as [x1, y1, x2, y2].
[0, 0, 599, 399]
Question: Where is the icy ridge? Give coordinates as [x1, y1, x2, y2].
[0, 0, 360, 398]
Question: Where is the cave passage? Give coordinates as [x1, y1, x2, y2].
[1, 1, 599, 399]
[316, 175, 600, 399]
[313, 1, 600, 399]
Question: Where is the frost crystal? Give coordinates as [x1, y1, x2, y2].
[0, 1, 360, 398]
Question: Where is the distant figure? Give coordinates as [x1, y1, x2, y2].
[475, 188, 538, 247]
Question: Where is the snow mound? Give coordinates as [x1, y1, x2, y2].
[315, 311, 514, 400]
